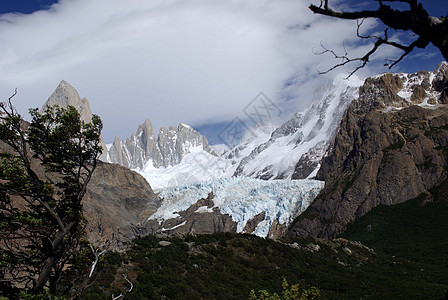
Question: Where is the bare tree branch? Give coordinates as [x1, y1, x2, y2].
[88, 244, 107, 278]
[309, 0, 448, 76]
[124, 274, 133, 293]
[112, 293, 123, 300]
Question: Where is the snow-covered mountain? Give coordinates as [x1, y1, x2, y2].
[37, 78, 351, 240]
[108, 119, 216, 170]
[37, 63, 448, 244]
[290, 62, 448, 238]
[42, 76, 364, 191]
[136, 75, 363, 188]
[138, 123, 276, 189]
[233, 74, 363, 180]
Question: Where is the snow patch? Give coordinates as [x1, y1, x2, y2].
[161, 221, 187, 232]
[195, 206, 214, 213]
[180, 123, 192, 129]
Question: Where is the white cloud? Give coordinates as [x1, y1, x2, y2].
[0, 0, 391, 142]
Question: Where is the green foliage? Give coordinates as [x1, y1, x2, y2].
[0, 95, 102, 298]
[18, 290, 67, 300]
[341, 194, 448, 264]
[341, 194, 448, 298]
[84, 228, 448, 299]
[249, 278, 320, 300]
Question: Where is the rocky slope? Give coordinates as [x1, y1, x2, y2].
[83, 162, 161, 249]
[0, 140, 160, 251]
[288, 62, 448, 239]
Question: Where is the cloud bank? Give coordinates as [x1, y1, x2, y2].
[0, 0, 415, 142]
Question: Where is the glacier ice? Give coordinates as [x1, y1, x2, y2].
[149, 177, 324, 238]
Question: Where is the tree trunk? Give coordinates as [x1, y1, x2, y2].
[32, 256, 55, 293]
[32, 221, 75, 293]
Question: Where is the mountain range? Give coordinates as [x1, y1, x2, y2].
[108, 119, 216, 170]
[94, 73, 363, 190]
[42, 61, 448, 245]
[45, 73, 363, 191]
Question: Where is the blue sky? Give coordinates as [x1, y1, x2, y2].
[0, 0, 59, 14]
[2, 0, 446, 20]
[0, 0, 447, 144]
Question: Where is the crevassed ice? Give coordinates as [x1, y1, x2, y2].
[149, 177, 324, 238]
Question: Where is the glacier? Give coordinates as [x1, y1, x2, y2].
[112, 74, 363, 239]
[149, 177, 324, 238]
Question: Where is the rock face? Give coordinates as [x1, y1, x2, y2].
[41, 80, 109, 161]
[1, 142, 161, 250]
[42, 80, 93, 123]
[288, 62, 448, 239]
[108, 120, 216, 170]
[146, 193, 238, 235]
[83, 162, 162, 249]
[233, 75, 363, 180]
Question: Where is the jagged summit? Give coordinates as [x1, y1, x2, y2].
[42, 80, 93, 123]
[137, 118, 154, 138]
[40, 80, 216, 173]
[108, 119, 216, 170]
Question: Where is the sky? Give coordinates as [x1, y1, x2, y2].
[0, 0, 447, 144]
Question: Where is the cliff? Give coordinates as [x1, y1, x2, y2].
[83, 162, 161, 249]
[288, 63, 448, 238]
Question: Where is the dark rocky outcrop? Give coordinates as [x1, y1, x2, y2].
[288, 63, 448, 239]
[145, 192, 237, 235]
[243, 212, 266, 234]
[291, 141, 327, 179]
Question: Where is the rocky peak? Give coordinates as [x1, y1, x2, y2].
[109, 136, 128, 167]
[137, 118, 154, 140]
[42, 80, 108, 161]
[288, 63, 448, 239]
[108, 118, 216, 170]
[42, 80, 93, 123]
[355, 61, 448, 114]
